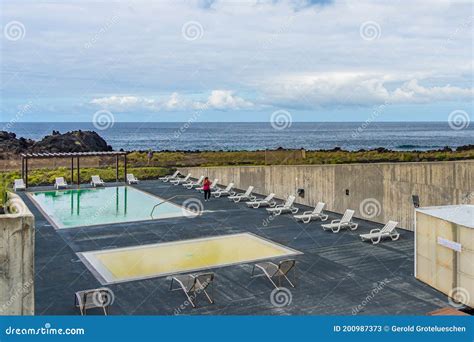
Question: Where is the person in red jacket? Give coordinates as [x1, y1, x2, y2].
[203, 177, 211, 201]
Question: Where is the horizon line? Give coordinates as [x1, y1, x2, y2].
[0, 121, 454, 124]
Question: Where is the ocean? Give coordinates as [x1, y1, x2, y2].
[3, 122, 473, 152]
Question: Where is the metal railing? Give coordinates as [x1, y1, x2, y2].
[150, 195, 189, 218]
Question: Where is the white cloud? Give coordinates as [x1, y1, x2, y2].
[161, 92, 191, 111]
[90, 90, 255, 112]
[260, 72, 474, 108]
[2, 0, 473, 120]
[206, 90, 253, 110]
[91, 96, 143, 107]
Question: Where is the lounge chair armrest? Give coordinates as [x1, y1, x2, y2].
[303, 211, 313, 215]
[369, 228, 381, 234]
[331, 219, 341, 224]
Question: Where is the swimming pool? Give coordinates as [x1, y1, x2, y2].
[78, 233, 302, 284]
[29, 186, 190, 229]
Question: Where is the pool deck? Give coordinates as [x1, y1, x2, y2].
[20, 179, 449, 315]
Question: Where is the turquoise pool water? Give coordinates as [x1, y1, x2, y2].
[30, 186, 187, 228]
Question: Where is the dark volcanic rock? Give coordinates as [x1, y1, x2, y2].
[31, 130, 112, 153]
[0, 130, 112, 157]
[0, 131, 34, 157]
[456, 144, 474, 151]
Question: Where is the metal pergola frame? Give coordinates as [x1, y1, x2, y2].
[20, 151, 128, 188]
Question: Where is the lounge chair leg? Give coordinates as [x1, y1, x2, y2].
[79, 307, 84, 315]
[283, 274, 295, 288]
[186, 291, 196, 308]
[371, 236, 381, 244]
[202, 288, 214, 304]
[267, 276, 279, 290]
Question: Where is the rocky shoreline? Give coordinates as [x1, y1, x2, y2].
[0, 130, 473, 160]
[0, 130, 112, 158]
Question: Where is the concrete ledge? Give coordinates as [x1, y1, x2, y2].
[0, 192, 35, 315]
[179, 160, 474, 231]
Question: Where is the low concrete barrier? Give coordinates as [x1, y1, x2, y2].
[179, 160, 474, 230]
[0, 192, 35, 315]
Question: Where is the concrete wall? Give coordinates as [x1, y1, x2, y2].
[0, 193, 35, 315]
[415, 211, 473, 307]
[179, 160, 474, 230]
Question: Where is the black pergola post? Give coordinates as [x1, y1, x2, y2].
[21, 156, 24, 180]
[124, 154, 127, 182]
[25, 157, 28, 188]
[70, 157, 74, 184]
[115, 155, 119, 183]
[76, 157, 80, 186]
[19, 151, 127, 188]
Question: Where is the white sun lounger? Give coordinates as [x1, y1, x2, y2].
[228, 186, 256, 203]
[246, 193, 276, 208]
[294, 202, 328, 223]
[266, 195, 298, 216]
[14, 179, 26, 191]
[196, 179, 218, 192]
[54, 177, 68, 189]
[212, 183, 236, 198]
[90, 175, 105, 187]
[171, 173, 191, 185]
[360, 220, 400, 244]
[321, 209, 358, 233]
[126, 174, 139, 184]
[159, 171, 180, 182]
[183, 176, 204, 190]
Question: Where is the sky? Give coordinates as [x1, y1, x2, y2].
[1, 0, 473, 123]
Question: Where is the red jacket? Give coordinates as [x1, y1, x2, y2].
[203, 179, 211, 191]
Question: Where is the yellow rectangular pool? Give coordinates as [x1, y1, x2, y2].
[78, 233, 302, 284]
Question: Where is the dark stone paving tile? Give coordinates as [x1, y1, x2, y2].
[20, 180, 449, 315]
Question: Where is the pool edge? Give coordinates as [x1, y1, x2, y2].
[77, 232, 303, 285]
